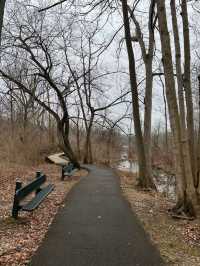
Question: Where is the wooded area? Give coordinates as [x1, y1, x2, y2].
[1, 0, 200, 218]
[1, 0, 200, 265]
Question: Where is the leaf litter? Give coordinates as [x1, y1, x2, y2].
[0, 163, 86, 266]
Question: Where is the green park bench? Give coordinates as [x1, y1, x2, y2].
[61, 162, 77, 180]
[12, 171, 54, 219]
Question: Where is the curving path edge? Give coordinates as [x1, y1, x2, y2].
[30, 165, 164, 266]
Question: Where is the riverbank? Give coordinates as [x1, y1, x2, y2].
[117, 159, 176, 199]
[119, 170, 200, 265]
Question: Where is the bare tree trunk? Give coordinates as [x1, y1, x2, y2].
[197, 75, 200, 191]
[171, 0, 197, 211]
[181, 0, 197, 187]
[83, 112, 94, 164]
[157, 0, 196, 217]
[57, 119, 80, 168]
[143, 0, 155, 189]
[47, 88, 54, 144]
[171, 0, 186, 131]
[129, 0, 155, 186]
[76, 109, 81, 159]
[122, 0, 155, 189]
[128, 135, 132, 160]
[88, 137, 93, 163]
[170, 0, 187, 192]
[144, 60, 153, 179]
[10, 88, 14, 137]
[0, 0, 6, 45]
[159, 76, 168, 150]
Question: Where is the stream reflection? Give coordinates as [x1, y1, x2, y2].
[118, 159, 176, 200]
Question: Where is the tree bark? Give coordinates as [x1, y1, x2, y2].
[83, 112, 94, 164]
[170, 0, 187, 190]
[121, 0, 155, 189]
[170, 0, 196, 214]
[143, 59, 153, 179]
[129, 1, 155, 184]
[76, 108, 81, 160]
[0, 0, 6, 45]
[181, 0, 197, 187]
[57, 119, 80, 168]
[159, 76, 168, 150]
[197, 75, 200, 191]
[143, 0, 155, 189]
[157, 0, 196, 217]
[171, 0, 186, 131]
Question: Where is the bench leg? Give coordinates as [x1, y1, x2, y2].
[61, 166, 65, 181]
[35, 171, 42, 194]
[12, 181, 22, 219]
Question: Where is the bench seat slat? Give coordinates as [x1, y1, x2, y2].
[22, 184, 54, 211]
[63, 163, 75, 173]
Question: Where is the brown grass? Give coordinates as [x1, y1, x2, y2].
[119, 170, 200, 266]
[0, 122, 58, 165]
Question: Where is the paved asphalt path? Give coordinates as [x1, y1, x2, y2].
[30, 165, 164, 266]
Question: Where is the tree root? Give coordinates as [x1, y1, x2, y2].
[168, 195, 196, 220]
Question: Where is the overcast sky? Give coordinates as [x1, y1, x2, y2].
[2, 0, 200, 134]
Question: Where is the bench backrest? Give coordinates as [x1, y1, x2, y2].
[16, 173, 46, 201]
[63, 162, 74, 172]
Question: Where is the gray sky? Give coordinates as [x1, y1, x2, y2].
[2, 0, 200, 134]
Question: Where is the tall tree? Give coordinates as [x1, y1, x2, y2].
[156, 0, 196, 217]
[128, 0, 156, 182]
[121, 0, 155, 189]
[181, 0, 197, 187]
[170, 0, 187, 189]
[0, 4, 81, 167]
[197, 74, 200, 189]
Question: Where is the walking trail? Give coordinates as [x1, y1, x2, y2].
[30, 165, 164, 266]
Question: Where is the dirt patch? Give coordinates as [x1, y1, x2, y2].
[119, 170, 200, 266]
[0, 163, 87, 266]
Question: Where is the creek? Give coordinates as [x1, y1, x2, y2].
[118, 159, 176, 200]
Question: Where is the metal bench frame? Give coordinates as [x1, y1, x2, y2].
[12, 171, 54, 219]
[61, 162, 77, 180]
